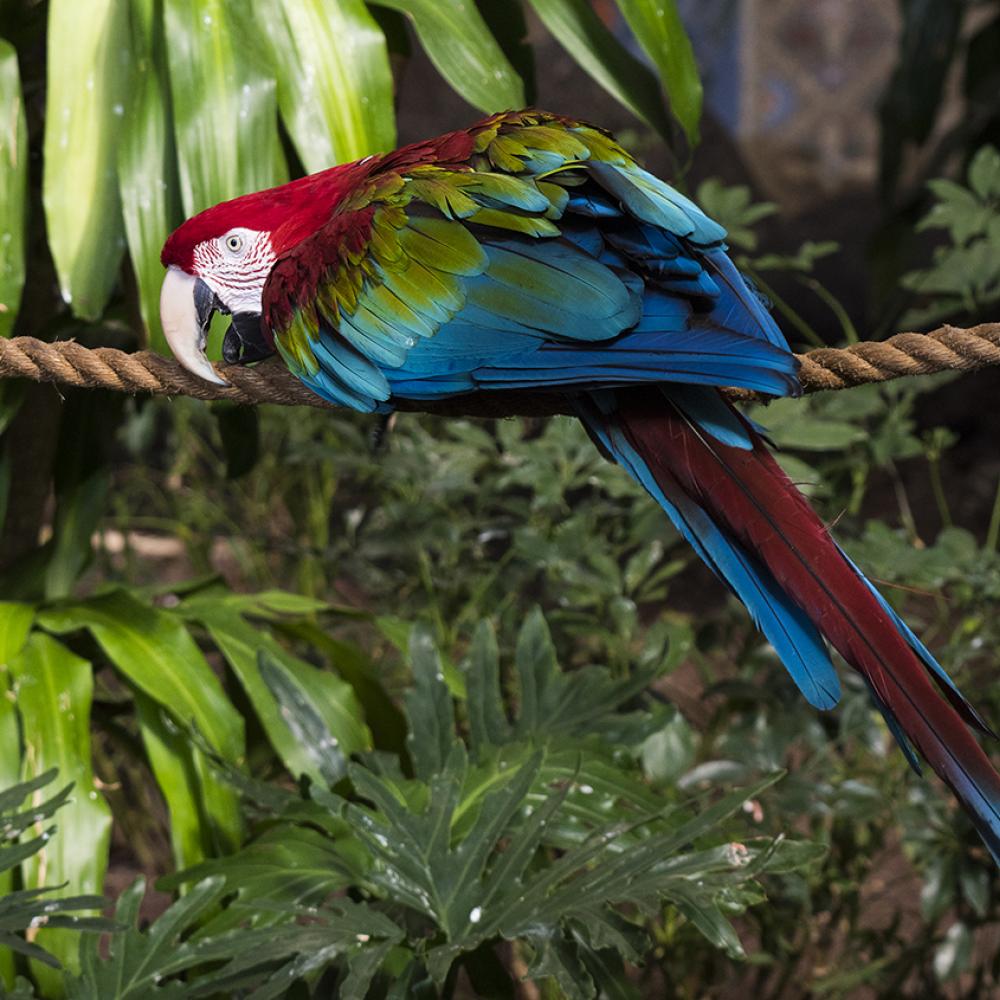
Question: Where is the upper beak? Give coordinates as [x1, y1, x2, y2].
[159, 267, 229, 386]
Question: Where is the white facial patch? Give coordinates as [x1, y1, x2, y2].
[192, 228, 276, 315]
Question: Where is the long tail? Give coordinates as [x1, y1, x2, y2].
[577, 385, 1000, 859]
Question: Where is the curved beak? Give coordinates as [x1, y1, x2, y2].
[159, 267, 230, 386]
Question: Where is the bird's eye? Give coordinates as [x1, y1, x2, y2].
[224, 233, 244, 254]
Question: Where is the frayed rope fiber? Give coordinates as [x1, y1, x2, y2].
[1, 322, 998, 418]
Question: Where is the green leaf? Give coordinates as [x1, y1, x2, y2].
[967, 144, 1000, 201]
[526, 0, 673, 137]
[164, 0, 287, 216]
[0, 39, 26, 338]
[193, 608, 354, 784]
[134, 691, 211, 871]
[38, 590, 245, 856]
[369, 0, 524, 112]
[0, 604, 25, 988]
[118, 0, 183, 353]
[42, 0, 129, 319]
[257, 650, 349, 786]
[0, 771, 111, 982]
[640, 709, 695, 786]
[403, 627, 455, 781]
[66, 877, 235, 999]
[159, 825, 355, 933]
[9, 634, 112, 990]
[278, 621, 406, 757]
[695, 179, 776, 252]
[255, 0, 396, 172]
[477, 0, 536, 106]
[616, 0, 701, 146]
[0, 602, 33, 664]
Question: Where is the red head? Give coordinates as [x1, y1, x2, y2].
[159, 160, 373, 383]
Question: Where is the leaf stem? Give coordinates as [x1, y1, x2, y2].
[743, 269, 826, 348]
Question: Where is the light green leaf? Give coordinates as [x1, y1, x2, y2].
[38, 590, 244, 856]
[968, 144, 1000, 201]
[134, 692, 207, 870]
[527, 0, 673, 137]
[118, 0, 182, 353]
[255, 0, 396, 172]
[165, 0, 287, 216]
[0, 602, 33, 664]
[0, 606, 24, 989]
[42, 0, 130, 320]
[10, 634, 111, 993]
[0, 39, 26, 338]
[369, 0, 524, 112]
[616, 0, 702, 146]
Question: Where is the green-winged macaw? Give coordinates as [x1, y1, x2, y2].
[159, 109, 1000, 858]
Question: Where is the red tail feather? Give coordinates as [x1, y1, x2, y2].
[616, 389, 1000, 850]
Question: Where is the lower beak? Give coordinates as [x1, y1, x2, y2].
[223, 311, 274, 365]
[159, 267, 229, 386]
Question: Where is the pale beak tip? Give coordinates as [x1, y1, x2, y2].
[160, 267, 233, 389]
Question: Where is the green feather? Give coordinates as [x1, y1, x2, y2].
[400, 217, 489, 275]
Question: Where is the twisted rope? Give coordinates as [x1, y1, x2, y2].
[2, 322, 998, 418]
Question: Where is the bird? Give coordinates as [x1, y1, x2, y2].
[159, 109, 1000, 859]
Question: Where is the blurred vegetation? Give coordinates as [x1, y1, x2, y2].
[0, 1, 999, 998]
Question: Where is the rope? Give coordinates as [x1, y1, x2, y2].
[1, 322, 998, 418]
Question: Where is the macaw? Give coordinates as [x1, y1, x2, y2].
[159, 110, 1000, 858]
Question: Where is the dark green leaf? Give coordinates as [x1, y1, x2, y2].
[527, 0, 673, 137]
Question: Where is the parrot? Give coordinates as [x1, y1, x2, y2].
[159, 109, 1000, 859]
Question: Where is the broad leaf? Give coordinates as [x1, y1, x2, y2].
[255, 0, 396, 172]
[8, 635, 112, 988]
[164, 0, 287, 216]
[369, 0, 524, 112]
[526, 0, 674, 138]
[38, 590, 245, 857]
[0, 39, 26, 338]
[118, 0, 183, 353]
[66, 877, 229, 999]
[134, 692, 213, 870]
[0, 771, 110, 979]
[616, 0, 702, 146]
[42, 0, 129, 319]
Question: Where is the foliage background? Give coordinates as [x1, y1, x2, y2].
[1, 1, 1000, 998]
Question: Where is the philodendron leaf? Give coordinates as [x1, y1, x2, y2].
[0, 39, 26, 338]
[43, 0, 130, 320]
[369, 0, 525, 111]
[9, 634, 112, 991]
[118, 0, 183, 353]
[256, 0, 396, 172]
[66, 877, 230, 1000]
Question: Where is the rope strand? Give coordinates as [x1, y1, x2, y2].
[1, 322, 997, 418]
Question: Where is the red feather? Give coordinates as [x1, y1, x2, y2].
[615, 388, 1000, 850]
